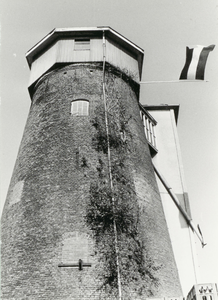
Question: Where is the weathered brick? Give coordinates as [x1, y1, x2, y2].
[1, 63, 182, 299]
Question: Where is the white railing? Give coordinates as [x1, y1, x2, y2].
[139, 104, 158, 154]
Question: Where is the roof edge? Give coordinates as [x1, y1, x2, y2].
[143, 104, 180, 124]
[26, 27, 144, 67]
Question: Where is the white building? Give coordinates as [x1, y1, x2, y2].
[140, 104, 199, 296]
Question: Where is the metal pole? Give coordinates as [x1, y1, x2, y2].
[139, 80, 208, 84]
[102, 31, 122, 300]
[153, 163, 206, 247]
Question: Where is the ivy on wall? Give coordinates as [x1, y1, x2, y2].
[85, 77, 161, 299]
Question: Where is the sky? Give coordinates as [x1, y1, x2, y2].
[1, 0, 218, 287]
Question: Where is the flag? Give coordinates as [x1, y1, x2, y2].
[180, 44, 215, 80]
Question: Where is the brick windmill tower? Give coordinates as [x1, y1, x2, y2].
[1, 27, 183, 299]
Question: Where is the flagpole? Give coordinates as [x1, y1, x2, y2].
[153, 163, 206, 248]
[140, 80, 208, 84]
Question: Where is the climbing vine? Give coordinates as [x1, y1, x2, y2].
[85, 76, 160, 299]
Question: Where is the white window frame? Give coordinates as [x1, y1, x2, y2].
[71, 99, 89, 116]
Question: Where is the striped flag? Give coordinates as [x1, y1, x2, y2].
[180, 44, 215, 80]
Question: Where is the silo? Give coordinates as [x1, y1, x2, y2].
[1, 27, 182, 299]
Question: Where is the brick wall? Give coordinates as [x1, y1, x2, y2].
[1, 63, 182, 299]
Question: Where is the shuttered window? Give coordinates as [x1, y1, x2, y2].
[71, 100, 89, 116]
[74, 39, 90, 50]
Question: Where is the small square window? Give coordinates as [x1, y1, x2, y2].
[71, 100, 89, 116]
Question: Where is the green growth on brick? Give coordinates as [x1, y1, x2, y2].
[86, 98, 160, 298]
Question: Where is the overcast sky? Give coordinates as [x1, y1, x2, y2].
[1, 0, 218, 285]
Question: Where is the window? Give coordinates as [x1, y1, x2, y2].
[140, 107, 157, 156]
[71, 100, 89, 116]
[74, 39, 90, 50]
[9, 181, 24, 207]
[58, 232, 92, 270]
